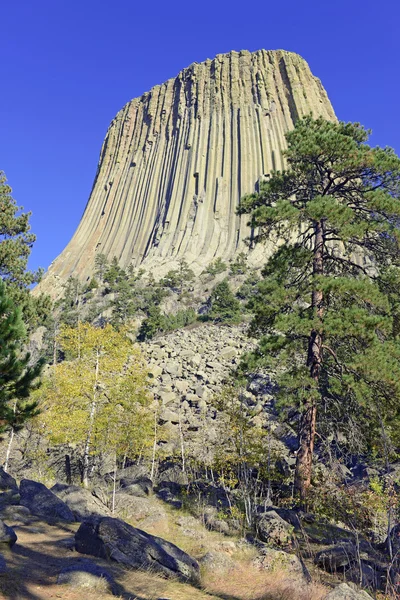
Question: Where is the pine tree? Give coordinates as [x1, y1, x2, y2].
[238, 116, 400, 502]
[0, 280, 43, 470]
[208, 280, 241, 324]
[0, 171, 50, 328]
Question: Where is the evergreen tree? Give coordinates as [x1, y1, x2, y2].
[208, 280, 241, 324]
[160, 259, 195, 296]
[0, 171, 50, 328]
[94, 253, 109, 282]
[238, 116, 400, 501]
[0, 280, 43, 469]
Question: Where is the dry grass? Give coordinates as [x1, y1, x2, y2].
[202, 561, 328, 600]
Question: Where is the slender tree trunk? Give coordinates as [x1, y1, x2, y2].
[112, 452, 117, 515]
[150, 409, 158, 482]
[295, 219, 324, 502]
[4, 427, 15, 473]
[82, 349, 100, 487]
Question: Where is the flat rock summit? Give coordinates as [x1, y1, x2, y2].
[39, 49, 335, 295]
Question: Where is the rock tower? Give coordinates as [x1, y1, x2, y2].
[39, 49, 335, 294]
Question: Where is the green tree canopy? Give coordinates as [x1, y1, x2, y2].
[0, 280, 43, 470]
[0, 171, 50, 329]
[238, 116, 400, 501]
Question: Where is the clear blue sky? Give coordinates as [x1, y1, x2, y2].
[1, 0, 398, 274]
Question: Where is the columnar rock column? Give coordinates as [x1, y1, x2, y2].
[39, 49, 335, 294]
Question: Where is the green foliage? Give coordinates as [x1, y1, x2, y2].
[35, 323, 154, 481]
[204, 257, 227, 277]
[160, 259, 195, 296]
[207, 280, 241, 324]
[138, 306, 197, 340]
[94, 253, 108, 282]
[229, 252, 248, 276]
[0, 280, 43, 432]
[104, 256, 126, 289]
[236, 270, 260, 301]
[238, 116, 400, 493]
[0, 171, 51, 329]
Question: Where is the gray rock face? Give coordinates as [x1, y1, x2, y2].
[0, 468, 17, 493]
[323, 583, 371, 599]
[315, 544, 357, 572]
[19, 479, 75, 522]
[257, 510, 294, 546]
[0, 520, 17, 546]
[52, 483, 111, 521]
[0, 468, 19, 507]
[57, 559, 116, 594]
[37, 49, 335, 297]
[75, 517, 200, 583]
[120, 477, 153, 497]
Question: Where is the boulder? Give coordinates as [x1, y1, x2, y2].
[199, 551, 234, 572]
[323, 583, 371, 599]
[254, 547, 305, 579]
[315, 544, 357, 572]
[57, 559, 116, 594]
[0, 520, 17, 546]
[120, 476, 153, 497]
[113, 493, 167, 530]
[19, 479, 75, 522]
[0, 468, 17, 492]
[257, 510, 294, 546]
[0, 505, 31, 524]
[156, 488, 182, 509]
[203, 506, 230, 535]
[0, 468, 19, 507]
[52, 483, 111, 521]
[75, 517, 200, 583]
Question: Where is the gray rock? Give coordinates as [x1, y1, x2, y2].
[203, 506, 230, 535]
[57, 559, 116, 594]
[255, 547, 304, 578]
[0, 520, 17, 546]
[315, 544, 357, 572]
[388, 522, 400, 557]
[199, 551, 234, 572]
[0, 505, 31, 524]
[157, 488, 182, 509]
[120, 477, 153, 497]
[52, 483, 110, 521]
[0, 468, 17, 492]
[257, 510, 294, 546]
[323, 583, 371, 599]
[75, 517, 200, 583]
[20, 479, 75, 522]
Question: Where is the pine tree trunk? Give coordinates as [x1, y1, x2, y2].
[295, 219, 324, 503]
[82, 349, 100, 488]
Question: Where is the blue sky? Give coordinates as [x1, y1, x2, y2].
[1, 0, 398, 273]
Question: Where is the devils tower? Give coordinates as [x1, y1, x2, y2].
[39, 50, 335, 294]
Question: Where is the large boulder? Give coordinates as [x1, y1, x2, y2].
[57, 559, 116, 594]
[315, 544, 357, 572]
[0, 468, 19, 507]
[0, 520, 17, 546]
[19, 479, 75, 522]
[323, 583, 371, 599]
[120, 477, 153, 498]
[254, 547, 305, 580]
[52, 483, 111, 521]
[257, 510, 294, 546]
[75, 517, 200, 583]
